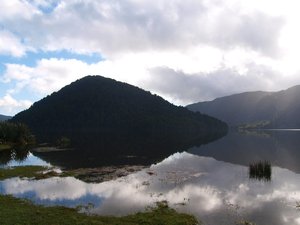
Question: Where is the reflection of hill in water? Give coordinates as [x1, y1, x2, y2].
[189, 130, 300, 173]
[33, 132, 225, 169]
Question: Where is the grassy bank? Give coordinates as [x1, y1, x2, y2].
[0, 195, 198, 225]
[0, 166, 50, 180]
[0, 166, 75, 180]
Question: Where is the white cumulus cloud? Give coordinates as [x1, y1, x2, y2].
[0, 30, 29, 57]
[0, 94, 32, 116]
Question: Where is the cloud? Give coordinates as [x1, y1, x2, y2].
[2, 51, 299, 115]
[0, 0, 284, 58]
[0, 50, 223, 105]
[3, 58, 92, 95]
[2, 56, 148, 100]
[144, 65, 290, 105]
[0, 0, 39, 21]
[0, 94, 32, 116]
[27, 0, 58, 9]
[0, 30, 29, 57]
[204, 11, 284, 57]
[0, 0, 296, 115]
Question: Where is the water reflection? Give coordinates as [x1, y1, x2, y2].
[0, 147, 29, 165]
[0, 130, 226, 169]
[1, 152, 300, 225]
[0, 147, 50, 168]
[31, 132, 225, 169]
[189, 130, 300, 173]
[249, 161, 272, 181]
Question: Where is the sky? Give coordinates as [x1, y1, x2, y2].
[1, 0, 300, 116]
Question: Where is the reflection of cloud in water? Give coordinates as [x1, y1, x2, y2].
[2, 177, 88, 200]
[1, 152, 300, 224]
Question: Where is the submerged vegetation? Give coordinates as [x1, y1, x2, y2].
[0, 195, 199, 225]
[249, 161, 271, 181]
[236, 220, 256, 225]
[238, 120, 271, 130]
[0, 165, 146, 183]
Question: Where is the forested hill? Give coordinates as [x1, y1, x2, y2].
[11, 75, 227, 152]
[187, 85, 300, 128]
[0, 114, 11, 121]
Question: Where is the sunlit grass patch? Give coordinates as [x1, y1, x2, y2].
[0, 166, 48, 180]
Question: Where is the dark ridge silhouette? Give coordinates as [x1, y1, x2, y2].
[11, 75, 227, 162]
[0, 114, 11, 121]
[187, 85, 300, 128]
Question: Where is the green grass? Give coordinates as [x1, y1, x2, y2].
[0, 166, 48, 180]
[0, 195, 199, 225]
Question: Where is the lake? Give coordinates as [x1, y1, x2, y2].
[1, 130, 300, 225]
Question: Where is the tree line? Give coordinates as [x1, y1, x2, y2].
[0, 122, 35, 146]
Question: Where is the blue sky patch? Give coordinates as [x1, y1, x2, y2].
[27, 0, 59, 14]
[0, 50, 103, 68]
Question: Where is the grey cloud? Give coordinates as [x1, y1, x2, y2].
[207, 12, 285, 57]
[144, 65, 283, 105]
[1, 0, 284, 57]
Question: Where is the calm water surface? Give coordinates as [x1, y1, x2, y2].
[190, 129, 300, 173]
[1, 130, 300, 225]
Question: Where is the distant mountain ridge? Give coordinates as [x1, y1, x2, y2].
[12, 75, 227, 156]
[187, 85, 300, 128]
[0, 114, 11, 121]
